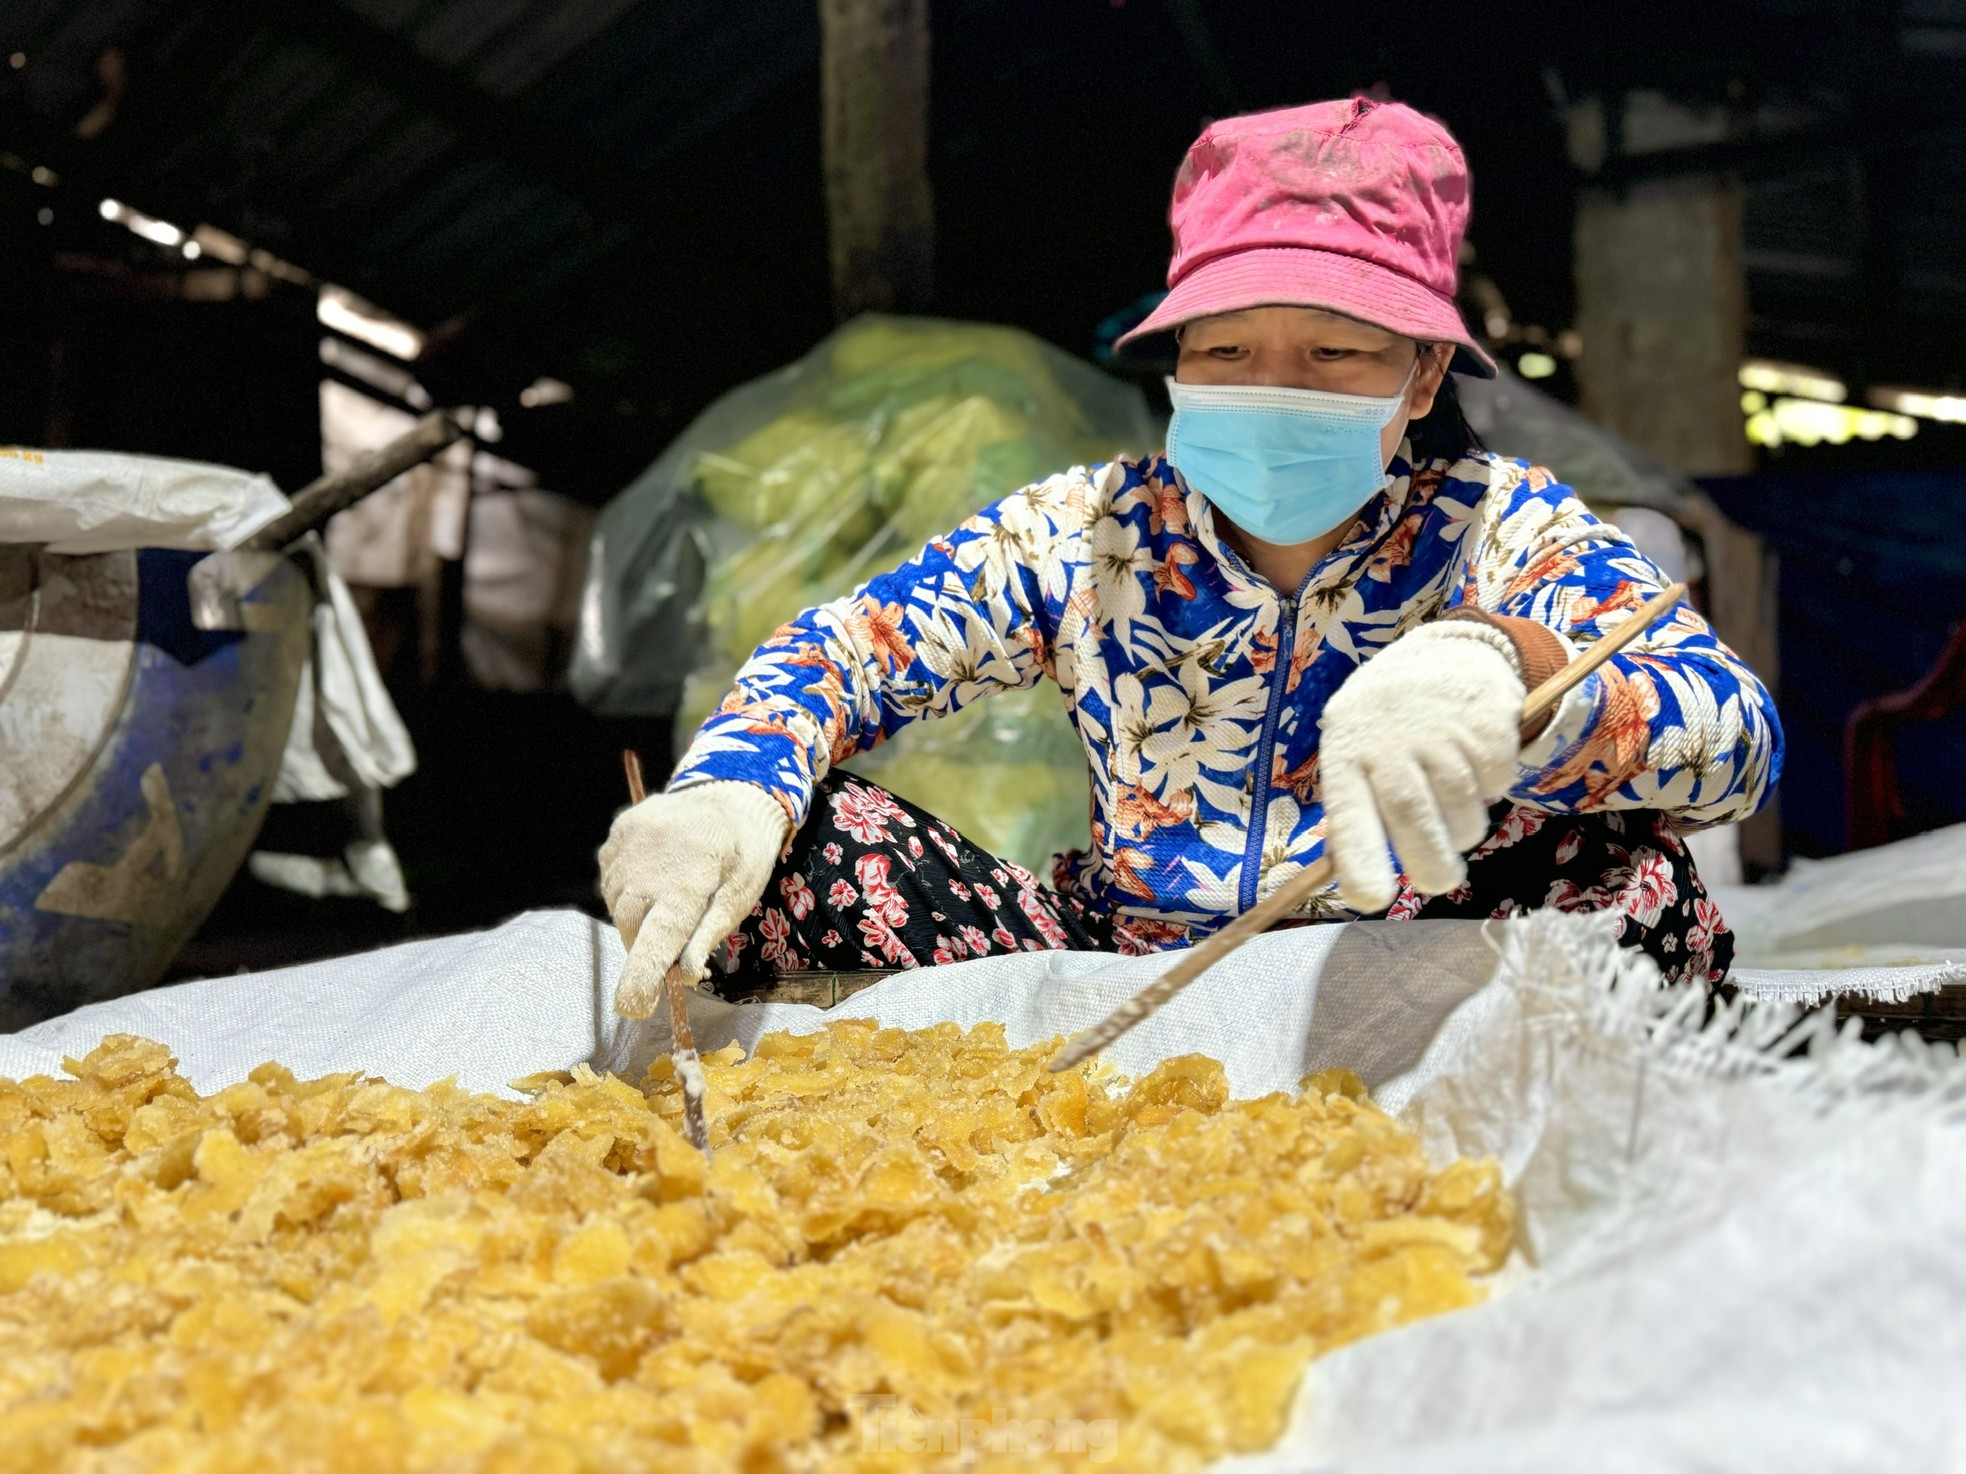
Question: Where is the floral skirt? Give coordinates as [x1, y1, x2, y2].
[713, 773, 1732, 990]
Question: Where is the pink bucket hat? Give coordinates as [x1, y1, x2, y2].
[1117, 96, 1496, 376]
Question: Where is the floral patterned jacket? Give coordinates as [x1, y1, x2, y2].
[670, 447, 1783, 937]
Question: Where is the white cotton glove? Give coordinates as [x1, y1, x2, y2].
[599, 780, 791, 1019]
[1318, 623, 1528, 913]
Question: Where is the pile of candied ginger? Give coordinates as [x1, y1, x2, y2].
[0, 1022, 1510, 1472]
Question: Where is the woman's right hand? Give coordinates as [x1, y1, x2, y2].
[599, 781, 791, 1019]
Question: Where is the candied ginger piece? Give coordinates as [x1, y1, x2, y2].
[527, 1277, 669, 1381]
[1121, 1053, 1229, 1127]
[1303, 1066, 1369, 1101]
[61, 1034, 179, 1093]
[553, 1218, 632, 1286]
[0, 1229, 100, 1293]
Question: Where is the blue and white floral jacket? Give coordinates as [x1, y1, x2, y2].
[670, 447, 1783, 936]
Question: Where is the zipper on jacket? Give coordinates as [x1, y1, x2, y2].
[1239, 596, 1296, 914]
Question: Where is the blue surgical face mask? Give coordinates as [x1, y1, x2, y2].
[1163, 368, 1414, 546]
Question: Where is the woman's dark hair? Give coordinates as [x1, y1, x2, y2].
[1406, 365, 1485, 466]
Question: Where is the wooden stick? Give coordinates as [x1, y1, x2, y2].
[244, 411, 462, 550]
[1048, 583, 1688, 1072]
[621, 749, 712, 1157]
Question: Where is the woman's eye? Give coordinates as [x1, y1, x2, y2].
[1312, 347, 1355, 362]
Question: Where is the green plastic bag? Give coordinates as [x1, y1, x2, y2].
[571, 315, 1159, 874]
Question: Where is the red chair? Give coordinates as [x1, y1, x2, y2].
[1845, 620, 1966, 851]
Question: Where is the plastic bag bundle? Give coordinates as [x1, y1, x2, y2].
[571, 316, 1159, 872]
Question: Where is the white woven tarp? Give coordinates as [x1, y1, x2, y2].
[0, 915, 1508, 1103]
[4, 910, 1963, 1472]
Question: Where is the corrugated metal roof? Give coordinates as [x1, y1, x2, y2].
[3, 0, 1962, 481]
[3, 0, 818, 318]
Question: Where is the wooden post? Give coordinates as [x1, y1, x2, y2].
[820, 0, 933, 318]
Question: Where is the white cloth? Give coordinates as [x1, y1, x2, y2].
[247, 840, 411, 915]
[271, 537, 416, 803]
[0, 447, 289, 553]
[318, 380, 471, 585]
[600, 780, 791, 1017]
[3, 911, 1961, 1473]
[1719, 821, 1966, 972]
[1319, 621, 1528, 907]
[1682, 821, 1744, 886]
[461, 487, 594, 693]
[245, 535, 416, 914]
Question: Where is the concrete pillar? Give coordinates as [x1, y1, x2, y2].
[1574, 174, 1752, 477]
[1571, 101, 1782, 873]
[820, 0, 934, 318]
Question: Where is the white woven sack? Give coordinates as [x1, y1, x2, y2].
[0, 448, 289, 553]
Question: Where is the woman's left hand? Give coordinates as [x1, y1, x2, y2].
[1317, 622, 1527, 911]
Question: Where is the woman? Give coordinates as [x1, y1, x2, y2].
[601, 97, 1782, 1013]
